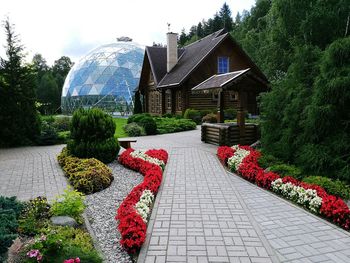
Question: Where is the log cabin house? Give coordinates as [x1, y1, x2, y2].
[138, 29, 269, 119]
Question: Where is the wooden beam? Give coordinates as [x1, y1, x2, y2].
[237, 90, 247, 144]
[217, 90, 224, 123]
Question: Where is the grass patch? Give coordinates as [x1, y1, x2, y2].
[113, 118, 128, 138]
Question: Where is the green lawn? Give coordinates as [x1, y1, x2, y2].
[113, 118, 128, 138]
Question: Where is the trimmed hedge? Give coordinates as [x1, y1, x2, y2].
[155, 118, 196, 134]
[68, 108, 119, 163]
[269, 164, 303, 180]
[58, 148, 114, 194]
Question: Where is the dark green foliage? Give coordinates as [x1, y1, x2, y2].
[68, 108, 119, 163]
[202, 113, 218, 123]
[138, 116, 157, 135]
[162, 113, 174, 118]
[133, 90, 143, 114]
[258, 152, 283, 169]
[127, 113, 151, 124]
[127, 113, 157, 135]
[224, 108, 237, 120]
[123, 123, 146, 137]
[269, 164, 303, 180]
[183, 109, 201, 124]
[0, 19, 40, 147]
[155, 118, 197, 134]
[303, 176, 350, 200]
[36, 121, 60, 145]
[52, 116, 71, 132]
[0, 196, 23, 262]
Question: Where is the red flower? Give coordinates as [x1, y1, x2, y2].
[217, 146, 235, 164]
[320, 195, 350, 229]
[256, 171, 280, 189]
[238, 161, 264, 182]
[145, 149, 169, 164]
[281, 176, 300, 185]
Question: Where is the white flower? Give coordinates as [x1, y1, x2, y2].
[130, 150, 165, 168]
[135, 189, 155, 223]
[227, 147, 250, 171]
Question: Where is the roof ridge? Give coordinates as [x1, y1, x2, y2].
[184, 28, 225, 48]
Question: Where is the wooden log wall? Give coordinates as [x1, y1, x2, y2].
[201, 123, 259, 146]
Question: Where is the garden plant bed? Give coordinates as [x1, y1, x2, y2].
[218, 145, 350, 231]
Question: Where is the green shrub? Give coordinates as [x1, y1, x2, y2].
[18, 197, 51, 236]
[224, 108, 237, 120]
[162, 113, 174, 118]
[36, 121, 60, 146]
[269, 164, 303, 180]
[51, 187, 86, 224]
[202, 113, 218, 123]
[258, 152, 283, 169]
[199, 109, 216, 118]
[24, 226, 102, 263]
[123, 123, 146, 136]
[303, 176, 350, 200]
[58, 131, 70, 143]
[68, 108, 120, 163]
[52, 116, 71, 132]
[0, 196, 23, 262]
[127, 113, 151, 124]
[57, 147, 69, 167]
[183, 109, 201, 124]
[138, 116, 157, 135]
[62, 155, 114, 194]
[155, 118, 197, 134]
[68, 137, 119, 163]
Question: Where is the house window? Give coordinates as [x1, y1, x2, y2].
[212, 92, 219, 101]
[166, 90, 171, 110]
[218, 57, 229, 74]
[177, 90, 182, 111]
[229, 91, 238, 101]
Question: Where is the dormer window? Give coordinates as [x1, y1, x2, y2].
[218, 57, 229, 74]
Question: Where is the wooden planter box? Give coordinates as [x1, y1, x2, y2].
[201, 123, 259, 146]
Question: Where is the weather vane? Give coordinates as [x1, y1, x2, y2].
[167, 23, 171, 32]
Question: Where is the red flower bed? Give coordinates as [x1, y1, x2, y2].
[145, 149, 169, 164]
[116, 148, 168, 253]
[219, 145, 350, 231]
[217, 146, 235, 164]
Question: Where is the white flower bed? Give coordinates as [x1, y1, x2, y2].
[227, 146, 250, 172]
[130, 150, 165, 169]
[271, 179, 322, 213]
[135, 190, 154, 222]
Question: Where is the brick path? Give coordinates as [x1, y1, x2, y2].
[134, 129, 350, 263]
[0, 145, 67, 201]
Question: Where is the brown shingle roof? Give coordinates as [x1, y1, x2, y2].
[157, 29, 227, 87]
[192, 69, 251, 91]
[146, 46, 184, 85]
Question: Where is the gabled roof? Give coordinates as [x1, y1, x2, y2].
[157, 29, 227, 87]
[192, 69, 251, 91]
[144, 28, 268, 89]
[145, 46, 184, 84]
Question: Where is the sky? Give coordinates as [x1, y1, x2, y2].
[0, 0, 255, 65]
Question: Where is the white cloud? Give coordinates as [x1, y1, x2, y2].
[0, 0, 255, 65]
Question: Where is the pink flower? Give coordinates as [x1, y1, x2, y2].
[64, 260, 74, 263]
[37, 254, 43, 261]
[75, 258, 81, 263]
[27, 249, 39, 258]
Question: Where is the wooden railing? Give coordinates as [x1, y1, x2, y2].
[201, 123, 259, 146]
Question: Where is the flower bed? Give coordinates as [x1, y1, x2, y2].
[116, 148, 168, 253]
[217, 145, 350, 230]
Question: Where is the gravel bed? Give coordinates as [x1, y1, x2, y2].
[84, 161, 143, 263]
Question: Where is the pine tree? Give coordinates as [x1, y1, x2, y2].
[0, 18, 40, 146]
[133, 90, 143, 114]
[219, 2, 233, 32]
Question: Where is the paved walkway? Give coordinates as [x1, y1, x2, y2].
[0, 144, 67, 200]
[134, 129, 350, 263]
[1, 129, 350, 262]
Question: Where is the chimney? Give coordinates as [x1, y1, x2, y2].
[167, 32, 178, 72]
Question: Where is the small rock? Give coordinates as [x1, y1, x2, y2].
[51, 216, 78, 227]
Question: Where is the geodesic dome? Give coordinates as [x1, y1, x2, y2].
[61, 40, 144, 114]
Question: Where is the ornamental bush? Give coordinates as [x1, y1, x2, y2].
[62, 156, 113, 194]
[127, 113, 151, 124]
[138, 116, 157, 135]
[269, 164, 303, 180]
[68, 108, 119, 163]
[183, 109, 201, 124]
[155, 118, 196, 134]
[202, 113, 217, 123]
[303, 176, 350, 200]
[123, 123, 145, 137]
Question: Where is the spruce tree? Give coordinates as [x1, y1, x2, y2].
[0, 18, 40, 146]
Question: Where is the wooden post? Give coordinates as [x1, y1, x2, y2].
[237, 90, 247, 144]
[161, 89, 166, 115]
[216, 90, 224, 123]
